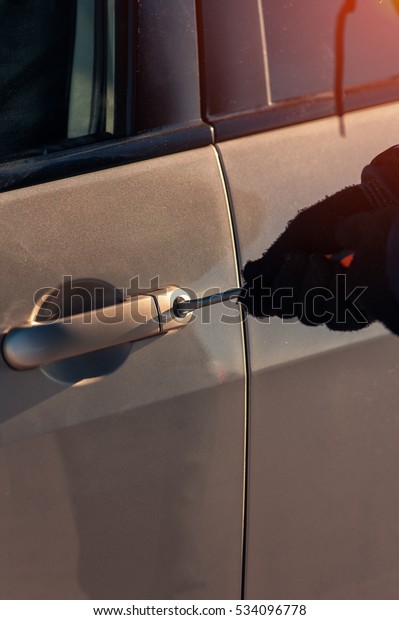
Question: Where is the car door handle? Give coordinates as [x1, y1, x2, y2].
[3, 286, 192, 370]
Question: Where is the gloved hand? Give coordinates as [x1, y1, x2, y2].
[240, 146, 399, 334]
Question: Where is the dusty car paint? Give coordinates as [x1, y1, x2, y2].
[0, 146, 246, 599]
[220, 101, 399, 598]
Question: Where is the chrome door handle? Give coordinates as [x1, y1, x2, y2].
[3, 286, 191, 370]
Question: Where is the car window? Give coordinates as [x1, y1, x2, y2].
[0, 0, 117, 163]
[199, 0, 267, 117]
[68, 0, 115, 139]
[0, 0, 207, 191]
[200, 0, 399, 128]
[264, 0, 399, 102]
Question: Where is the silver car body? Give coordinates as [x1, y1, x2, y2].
[1, 0, 399, 600]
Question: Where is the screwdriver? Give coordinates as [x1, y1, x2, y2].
[174, 251, 355, 317]
[174, 288, 244, 317]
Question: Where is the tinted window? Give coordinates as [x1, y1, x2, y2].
[0, 0, 116, 163]
[264, 0, 399, 102]
[200, 0, 267, 117]
[201, 0, 399, 120]
[0, 0, 204, 168]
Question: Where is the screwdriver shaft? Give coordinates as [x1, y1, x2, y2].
[175, 250, 355, 317]
[174, 287, 244, 315]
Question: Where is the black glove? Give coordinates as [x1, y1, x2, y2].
[240, 146, 399, 334]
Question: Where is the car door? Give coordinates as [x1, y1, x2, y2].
[0, 0, 246, 599]
[199, 0, 399, 599]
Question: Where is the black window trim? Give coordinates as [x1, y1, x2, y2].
[208, 77, 399, 142]
[0, 121, 213, 193]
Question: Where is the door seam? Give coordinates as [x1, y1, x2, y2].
[212, 143, 251, 601]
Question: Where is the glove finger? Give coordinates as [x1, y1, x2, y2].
[297, 255, 339, 326]
[242, 252, 310, 319]
[321, 251, 374, 331]
[241, 247, 299, 317]
[289, 255, 372, 330]
[239, 274, 272, 318]
[270, 252, 309, 318]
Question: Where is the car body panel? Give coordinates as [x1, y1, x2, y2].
[219, 101, 399, 598]
[0, 146, 246, 599]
